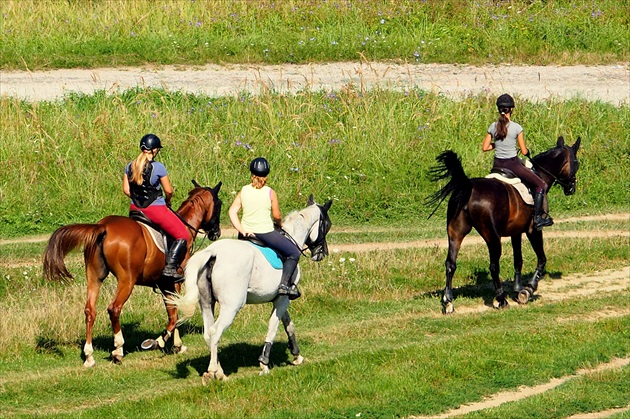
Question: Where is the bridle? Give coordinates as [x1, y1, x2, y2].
[530, 146, 579, 191]
[171, 189, 223, 255]
[283, 205, 331, 257]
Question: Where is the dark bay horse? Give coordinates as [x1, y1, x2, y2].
[43, 181, 222, 367]
[427, 136, 581, 314]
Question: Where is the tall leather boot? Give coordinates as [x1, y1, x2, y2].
[162, 239, 188, 282]
[277, 257, 300, 299]
[533, 192, 554, 230]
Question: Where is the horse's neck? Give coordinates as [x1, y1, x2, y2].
[534, 153, 561, 191]
[283, 207, 316, 247]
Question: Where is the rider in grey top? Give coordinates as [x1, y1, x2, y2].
[482, 94, 554, 230]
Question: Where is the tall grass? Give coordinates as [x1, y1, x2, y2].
[1, 0, 628, 69]
[1, 88, 628, 237]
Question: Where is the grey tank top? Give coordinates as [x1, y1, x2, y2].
[488, 121, 523, 159]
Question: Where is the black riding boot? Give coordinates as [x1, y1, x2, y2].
[533, 192, 554, 230]
[277, 257, 300, 299]
[162, 239, 187, 282]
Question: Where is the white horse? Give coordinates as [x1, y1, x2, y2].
[168, 195, 332, 383]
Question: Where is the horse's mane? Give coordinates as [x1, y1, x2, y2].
[177, 188, 210, 214]
[283, 210, 301, 225]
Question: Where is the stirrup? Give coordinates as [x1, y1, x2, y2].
[288, 285, 301, 300]
[162, 266, 184, 281]
[534, 216, 554, 230]
[277, 284, 291, 295]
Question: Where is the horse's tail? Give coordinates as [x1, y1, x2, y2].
[425, 150, 472, 219]
[170, 246, 216, 323]
[42, 224, 106, 282]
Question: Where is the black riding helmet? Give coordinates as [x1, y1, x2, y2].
[140, 133, 163, 151]
[496, 93, 515, 110]
[250, 157, 270, 177]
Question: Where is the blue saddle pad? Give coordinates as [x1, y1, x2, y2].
[248, 243, 283, 269]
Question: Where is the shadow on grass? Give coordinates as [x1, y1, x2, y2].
[420, 268, 564, 308]
[172, 342, 294, 379]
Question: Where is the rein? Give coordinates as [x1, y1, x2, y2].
[282, 209, 328, 257]
[529, 147, 576, 189]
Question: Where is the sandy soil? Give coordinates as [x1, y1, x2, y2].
[1, 62, 628, 104]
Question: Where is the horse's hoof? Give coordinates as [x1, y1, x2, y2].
[202, 370, 226, 384]
[259, 362, 270, 375]
[493, 299, 509, 309]
[141, 339, 158, 351]
[443, 302, 454, 315]
[292, 355, 304, 366]
[518, 288, 532, 304]
[173, 345, 187, 354]
[83, 357, 95, 368]
[111, 355, 123, 365]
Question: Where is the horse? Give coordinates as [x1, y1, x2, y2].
[426, 136, 581, 314]
[42, 180, 223, 367]
[168, 195, 332, 383]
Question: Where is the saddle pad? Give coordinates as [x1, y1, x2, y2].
[248, 242, 283, 269]
[138, 223, 167, 254]
[485, 173, 534, 205]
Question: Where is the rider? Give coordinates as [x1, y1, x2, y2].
[122, 133, 190, 281]
[228, 157, 302, 299]
[482, 94, 553, 230]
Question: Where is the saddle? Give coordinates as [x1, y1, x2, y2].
[238, 234, 284, 270]
[128, 210, 171, 253]
[485, 160, 535, 205]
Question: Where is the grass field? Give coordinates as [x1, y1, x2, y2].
[0, 0, 628, 417]
[1, 220, 629, 418]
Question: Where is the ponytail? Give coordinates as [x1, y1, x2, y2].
[494, 107, 512, 141]
[130, 152, 150, 185]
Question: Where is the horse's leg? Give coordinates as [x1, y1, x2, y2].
[486, 236, 508, 309]
[519, 229, 547, 303]
[201, 270, 242, 384]
[511, 234, 524, 294]
[107, 279, 135, 364]
[148, 282, 186, 354]
[258, 297, 290, 375]
[282, 310, 304, 366]
[443, 214, 472, 314]
[83, 266, 105, 368]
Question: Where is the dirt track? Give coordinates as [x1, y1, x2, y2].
[1, 62, 628, 105]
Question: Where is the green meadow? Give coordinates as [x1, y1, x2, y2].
[0, 1, 628, 418]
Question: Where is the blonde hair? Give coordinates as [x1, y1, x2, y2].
[130, 152, 151, 185]
[251, 175, 267, 189]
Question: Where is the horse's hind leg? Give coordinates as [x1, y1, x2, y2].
[107, 279, 135, 364]
[486, 237, 508, 309]
[282, 310, 304, 366]
[258, 297, 290, 375]
[83, 260, 108, 367]
[443, 214, 472, 314]
[511, 234, 524, 293]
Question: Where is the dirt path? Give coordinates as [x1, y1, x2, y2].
[1, 62, 628, 104]
[410, 355, 630, 419]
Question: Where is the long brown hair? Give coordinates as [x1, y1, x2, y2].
[494, 107, 512, 141]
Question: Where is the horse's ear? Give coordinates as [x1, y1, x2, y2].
[323, 199, 332, 211]
[572, 137, 581, 154]
[556, 136, 565, 147]
[213, 181, 222, 193]
[307, 194, 315, 206]
[192, 179, 201, 188]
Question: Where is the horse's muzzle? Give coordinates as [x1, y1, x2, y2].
[310, 242, 328, 261]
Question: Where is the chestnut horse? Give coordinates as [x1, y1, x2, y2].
[43, 181, 222, 367]
[427, 136, 581, 314]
